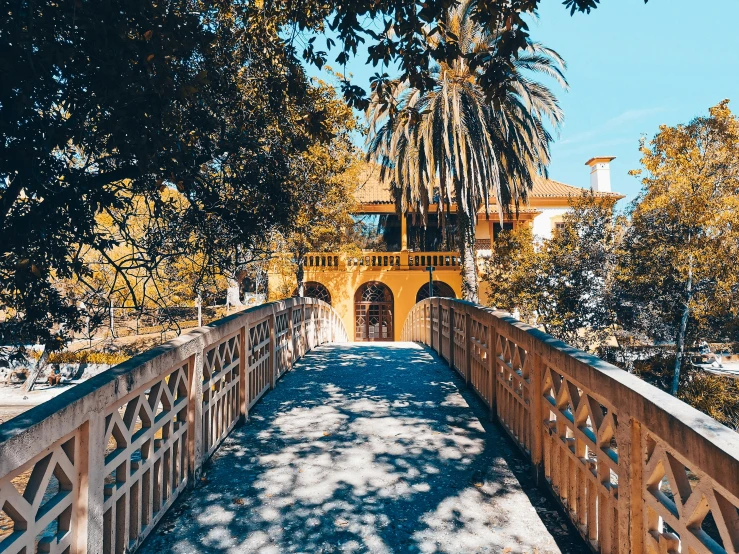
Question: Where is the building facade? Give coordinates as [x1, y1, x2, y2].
[268, 157, 623, 341]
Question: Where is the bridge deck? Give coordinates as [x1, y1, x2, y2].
[139, 343, 584, 554]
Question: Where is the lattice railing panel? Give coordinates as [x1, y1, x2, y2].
[102, 363, 189, 553]
[541, 362, 619, 552]
[644, 431, 739, 554]
[0, 430, 80, 554]
[203, 333, 241, 458]
[469, 315, 491, 407]
[274, 312, 291, 378]
[305, 305, 317, 350]
[452, 309, 466, 377]
[495, 329, 533, 455]
[292, 307, 305, 359]
[248, 318, 271, 409]
[431, 305, 439, 351]
[440, 306, 451, 362]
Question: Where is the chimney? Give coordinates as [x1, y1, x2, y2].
[585, 156, 616, 193]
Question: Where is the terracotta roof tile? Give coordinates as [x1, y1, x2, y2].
[354, 164, 623, 204]
[355, 165, 393, 204]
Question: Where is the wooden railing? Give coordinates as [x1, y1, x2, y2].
[402, 298, 739, 554]
[0, 298, 346, 554]
[304, 251, 460, 271]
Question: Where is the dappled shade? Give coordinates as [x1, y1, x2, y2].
[138, 343, 578, 553]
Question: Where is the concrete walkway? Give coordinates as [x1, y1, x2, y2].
[140, 343, 586, 554]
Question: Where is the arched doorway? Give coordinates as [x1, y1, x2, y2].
[415, 281, 456, 303]
[354, 282, 394, 341]
[292, 282, 332, 305]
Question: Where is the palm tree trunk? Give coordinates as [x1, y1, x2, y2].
[455, 192, 479, 302]
[295, 252, 305, 297]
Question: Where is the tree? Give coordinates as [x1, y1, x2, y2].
[70, 188, 231, 315]
[616, 101, 739, 394]
[365, 0, 566, 301]
[275, 79, 362, 296]
[535, 193, 623, 350]
[1, 1, 337, 356]
[483, 225, 540, 321]
[481, 193, 622, 350]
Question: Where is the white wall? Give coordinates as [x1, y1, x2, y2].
[531, 208, 569, 241]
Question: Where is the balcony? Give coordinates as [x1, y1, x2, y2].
[304, 251, 461, 271]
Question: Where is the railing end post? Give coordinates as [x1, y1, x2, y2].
[239, 324, 249, 423]
[269, 309, 276, 390]
[464, 307, 472, 388]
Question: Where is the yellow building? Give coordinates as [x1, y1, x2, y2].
[269, 157, 624, 341]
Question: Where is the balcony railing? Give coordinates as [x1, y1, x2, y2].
[305, 251, 461, 271]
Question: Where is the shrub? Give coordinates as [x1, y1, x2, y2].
[631, 352, 739, 430]
[679, 373, 739, 431]
[47, 351, 128, 365]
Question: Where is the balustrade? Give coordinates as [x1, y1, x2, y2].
[407, 252, 460, 268]
[0, 298, 346, 554]
[302, 251, 460, 271]
[402, 298, 739, 554]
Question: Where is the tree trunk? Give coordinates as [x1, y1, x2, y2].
[295, 253, 305, 297]
[456, 202, 479, 303]
[671, 258, 693, 395]
[23, 347, 50, 392]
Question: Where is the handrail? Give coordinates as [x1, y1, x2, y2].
[0, 298, 346, 553]
[402, 297, 739, 554]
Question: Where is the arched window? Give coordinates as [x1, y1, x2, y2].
[415, 281, 456, 303]
[354, 282, 394, 341]
[292, 282, 332, 305]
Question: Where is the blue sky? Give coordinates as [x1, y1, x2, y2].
[306, 0, 739, 209]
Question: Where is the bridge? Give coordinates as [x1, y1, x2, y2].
[1, 298, 739, 554]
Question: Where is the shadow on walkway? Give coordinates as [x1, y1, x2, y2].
[139, 343, 588, 554]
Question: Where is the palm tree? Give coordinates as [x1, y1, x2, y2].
[366, 0, 567, 302]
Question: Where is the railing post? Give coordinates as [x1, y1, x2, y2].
[287, 305, 295, 365]
[188, 349, 205, 478]
[448, 302, 454, 368]
[488, 316, 497, 421]
[529, 347, 545, 482]
[464, 306, 472, 387]
[436, 298, 442, 354]
[83, 415, 105, 553]
[427, 302, 432, 346]
[268, 309, 276, 390]
[617, 414, 644, 554]
[239, 323, 248, 422]
[299, 304, 306, 356]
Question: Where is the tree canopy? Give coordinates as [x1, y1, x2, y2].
[483, 192, 622, 350]
[0, 0, 651, 354]
[275, 79, 363, 296]
[483, 101, 739, 394]
[1, 0, 342, 351]
[617, 100, 739, 393]
[284, 0, 646, 109]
